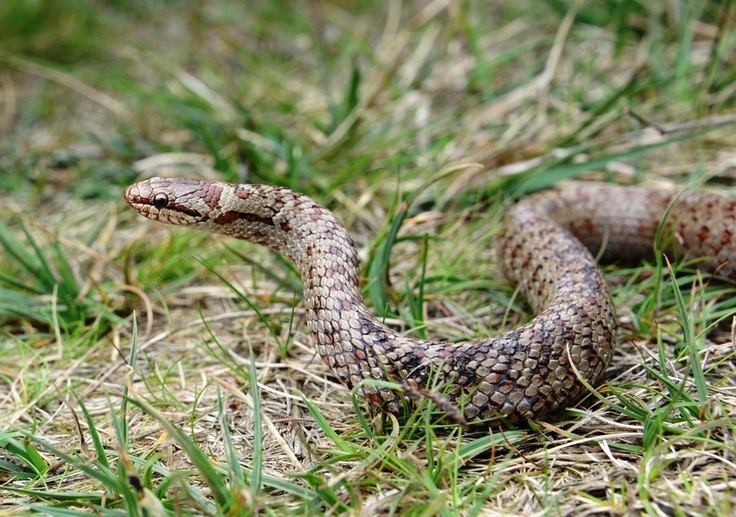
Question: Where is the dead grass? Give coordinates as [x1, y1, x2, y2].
[2, 0, 736, 515]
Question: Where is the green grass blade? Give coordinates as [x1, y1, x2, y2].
[248, 342, 263, 500]
[225, 244, 303, 297]
[367, 198, 406, 318]
[124, 396, 233, 509]
[73, 394, 111, 472]
[298, 391, 353, 454]
[666, 261, 709, 406]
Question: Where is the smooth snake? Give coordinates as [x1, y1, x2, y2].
[124, 178, 736, 424]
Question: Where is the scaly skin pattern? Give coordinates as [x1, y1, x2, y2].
[124, 178, 736, 423]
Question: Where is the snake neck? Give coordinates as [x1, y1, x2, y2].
[203, 186, 435, 407]
[179, 183, 387, 357]
[218, 187, 415, 405]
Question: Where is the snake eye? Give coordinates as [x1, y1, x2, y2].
[153, 193, 169, 208]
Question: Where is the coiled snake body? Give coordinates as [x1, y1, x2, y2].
[124, 178, 736, 423]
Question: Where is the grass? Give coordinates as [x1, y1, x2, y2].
[1, 0, 736, 514]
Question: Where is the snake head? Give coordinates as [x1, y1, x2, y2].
[124, 177, 221, 226]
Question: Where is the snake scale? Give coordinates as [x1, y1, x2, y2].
[124, 178, 736, 424]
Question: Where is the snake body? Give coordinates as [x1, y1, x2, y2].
[124, 178, 736, 423]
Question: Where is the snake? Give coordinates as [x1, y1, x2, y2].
[124, 178, 736, 424]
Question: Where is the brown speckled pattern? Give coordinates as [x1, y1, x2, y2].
[124, 178, 736, 423]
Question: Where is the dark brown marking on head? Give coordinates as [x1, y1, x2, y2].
[234, 186, 251, 200]
[171, 203, 202, 218]
[204, 185, 223, 210]
[242, 212, 275, 225]
[214, 211, 275, 226]
[280, 221, 292, 232]
[214, 211, 240, 224]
